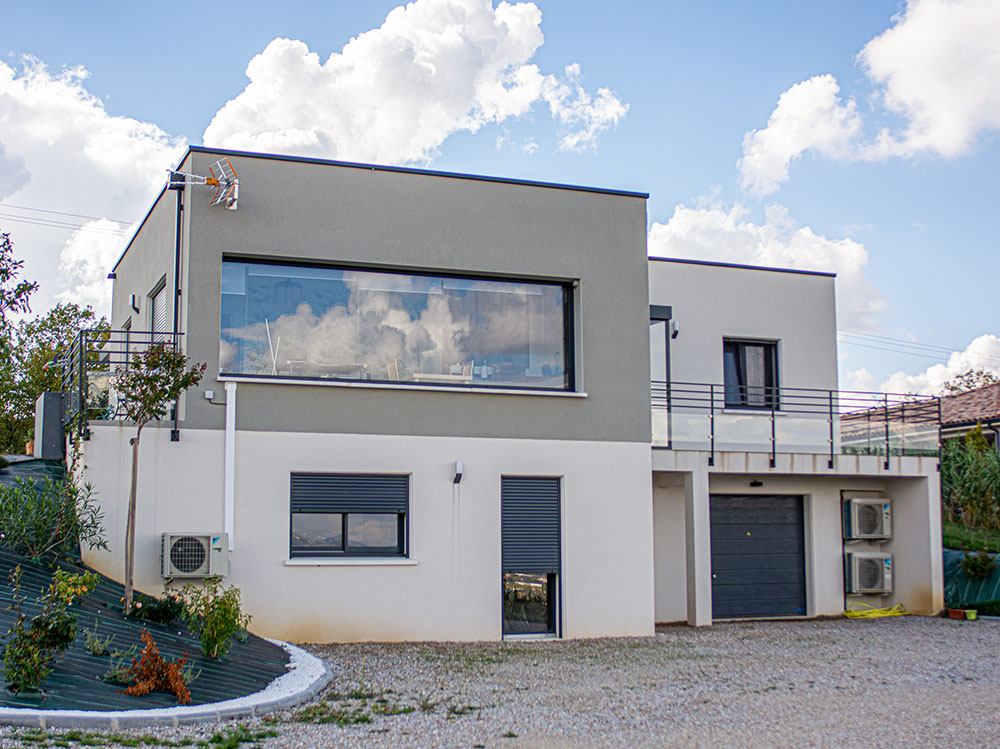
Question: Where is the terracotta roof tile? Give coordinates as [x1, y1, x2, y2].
[940, 382, 1000, 426]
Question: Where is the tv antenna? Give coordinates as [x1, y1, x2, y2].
[167, 157, 239, 210]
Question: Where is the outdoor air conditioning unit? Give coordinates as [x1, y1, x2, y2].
[843, 497, 892, 540]
[161, 533, 229, 578]
[845, 552, 893, 594]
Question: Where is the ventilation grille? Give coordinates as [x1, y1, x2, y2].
[170, 536, 208, 574]
[857, 504, 883, 536]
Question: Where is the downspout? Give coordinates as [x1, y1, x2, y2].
[169, 178, 184, 442]
[224, 382, 237, 551]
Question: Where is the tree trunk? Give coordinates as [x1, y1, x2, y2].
[124, 428, 142, 613]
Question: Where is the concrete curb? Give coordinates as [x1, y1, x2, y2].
[0, 640, 332, 730]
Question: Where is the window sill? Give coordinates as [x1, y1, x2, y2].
[218, 374, 586, 398]
[721, 408, 787, 416]
[284, 558, 418, 567]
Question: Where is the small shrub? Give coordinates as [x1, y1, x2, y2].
[116, 629, 191, 705]
[50, 569, 99, 605]
[959, 549, 998, 579]
[177, 577, 251, 659]
[0, 455, 9, 471]
[2, 567, 53, 692]
[0, 477, 107, 562]
[85, 622, 114, 656]
[130, 591, 186, 626]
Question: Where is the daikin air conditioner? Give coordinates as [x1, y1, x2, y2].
[161, 533, 229, 578]
[845, 552, 892, 594]
[843, 497, 892, 540]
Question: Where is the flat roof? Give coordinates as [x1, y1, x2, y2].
[649, 256, 836, 278]
[188, 145, 649, 198]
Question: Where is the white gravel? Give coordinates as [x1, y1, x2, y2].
[3, 616, 999, 747]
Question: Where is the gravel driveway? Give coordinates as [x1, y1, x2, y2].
[3, 616, 999, 747]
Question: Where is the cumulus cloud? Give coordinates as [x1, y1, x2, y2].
[647, 202, 885, 331]
[203, 0, 626, 163]
[739, 75, 862, 196]
[738, 0, 1000, 194]
[860, 0, 1000, 158]
[0, 56, 186, 315]
[878, 334, 1000, 395]
[55, 219, 136, 311]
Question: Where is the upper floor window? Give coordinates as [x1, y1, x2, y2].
[723, 339, 778, 409]
[220, 259, 573, 390]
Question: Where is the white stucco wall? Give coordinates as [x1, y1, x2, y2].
[80, 423, 654, 643]
[650, 468, 943, 623]
[648, 260, 838, 392]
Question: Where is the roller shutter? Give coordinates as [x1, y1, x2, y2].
[290, 474, 409, 514]
[501, 477, 560, 574]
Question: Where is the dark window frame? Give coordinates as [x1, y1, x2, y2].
[723, 338, 779, 410]
[289, 473, 409, 558]
[220, 257, 577, 393]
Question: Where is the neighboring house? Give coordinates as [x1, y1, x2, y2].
[66, 146, 944, 642]
[939, 382, 1000, 450]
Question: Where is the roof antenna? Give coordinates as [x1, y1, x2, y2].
[167, 157, 240, 210]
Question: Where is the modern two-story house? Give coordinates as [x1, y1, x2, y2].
[65, 146, 943, 642]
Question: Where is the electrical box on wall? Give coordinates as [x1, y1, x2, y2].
[843, 497, 892, 540]
[845, 552, 893, 594]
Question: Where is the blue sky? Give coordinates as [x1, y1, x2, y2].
[1, 0, 998, 393]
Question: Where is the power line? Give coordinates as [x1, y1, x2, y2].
[839, 338, 1000, 368]
[0, 202, 134, 226]
[0, 213, 131, 237]
[838, 328, 974, 357]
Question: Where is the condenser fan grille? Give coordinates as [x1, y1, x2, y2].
[858, 558, 883, 590]
[170, 536, 208, 574]
[857, 504, 883, 536]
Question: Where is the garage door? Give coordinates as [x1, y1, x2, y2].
[710, 495, 806, 619]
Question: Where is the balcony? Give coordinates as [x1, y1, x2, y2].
[61, 329, 185, 438]
[651, 380, 940, 468]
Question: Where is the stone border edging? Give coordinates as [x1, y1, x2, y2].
[0, 640, 332, 730]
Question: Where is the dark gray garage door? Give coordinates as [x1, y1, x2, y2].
[710, 495, 806, 619]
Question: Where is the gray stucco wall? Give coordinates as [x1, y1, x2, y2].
[118, 148, 651, 444]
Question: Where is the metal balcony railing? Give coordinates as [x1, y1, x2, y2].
[651, 380, 941, 469]
[61, 329, 184, 438]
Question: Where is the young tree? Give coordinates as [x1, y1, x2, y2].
[0, 304, 109, 453]
[940, 369, 1000, 396]
[114, 343, 205, 613]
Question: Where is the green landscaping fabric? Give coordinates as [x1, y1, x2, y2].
[0, 544, 289, 710]
[0, 458, 64, 487]
[943, 548, 1000, 606]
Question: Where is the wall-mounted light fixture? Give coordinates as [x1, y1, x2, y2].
[454, 460, 463, 485]
[749, 479, 763, 487]
[129, 294, 139, 313]
[670, 320, 680, 339]
[107, 272, 117, 280]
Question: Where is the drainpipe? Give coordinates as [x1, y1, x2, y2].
[168, 177, 184, 442]
[223, 382, 237, 551]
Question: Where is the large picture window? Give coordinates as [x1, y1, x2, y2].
[221, 260, 573, 390]
[290, 473, 408, 557]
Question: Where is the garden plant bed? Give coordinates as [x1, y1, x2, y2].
[0, 545, 290, 711]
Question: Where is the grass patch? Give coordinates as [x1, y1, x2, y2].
[943, 522, 1000, 553]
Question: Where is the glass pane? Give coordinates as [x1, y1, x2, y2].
[220, 260, 569, 389]
[347, 513, 400, 550]
[503, 572, 556, 635]
[291, 513, 343, 550]
[649, 321, 668, 447]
